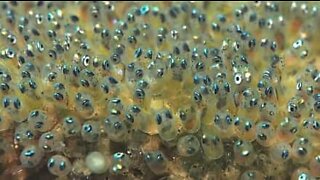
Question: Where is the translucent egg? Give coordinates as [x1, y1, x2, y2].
[314, 101, 320, 113]
[134, 88, 146, 101]
[212, 76, 231, 98]
[81, 120, 101, 142]
[47, 155, 72, 177]
[85, 151, 109, 174]
[0, 68, 11, 83]
[19, 62, 37, 76]
[0, 81, 11, 95]
[292, 137, 313, 164]
[168, 57, 187, 81]
[233, 139, 255, 166]
[291, 167, 314, 180]
[156, 109, 178, 141]
[17, 78, 39, 96]
[62, 116, 81, 137]
[125, 63, 144, 82]
[74, 93, 95, 118]
[103, 115, 128, 142]
[178, 106, 200, 133]
[255, 121, 275, 147]
[100, 76, 120, 96]
[234, 116, 256, 141]
[240, 88, 260, 109]
[14, 122, 38, 146]
[301, 118, 320, 141]
[124, 104, 142, 125]
[128, 106, 157, 134]
[78, 69, 98, 88]
[28, 109, 53, 132]
[135, 79, 149, 91]
[147, 59, 166, 80]
[194, 85, 210, 103]
[240, 170, 265, 180]
[41, 63, 58, 83]
[269, 142, 292, 163]
[193, 90, 203, 103]
[144, 151, 168, 175]
[52, 82, 68, 104]
[39, 131, 64, 152]
[259, 102, 277, 122]
[287, 96, 305, 118]
[20, 145, 44, 168]
[309, 155, 320, 177]
[1, 96, 26, 123]
[296, 79, 315, 97]
[213, 112, 234, 138]
[107, 98, 124, 115]
[201, 134, 224, 160]
[177, 134, 200, 157]
[257, 79, 276, 101]
[110, 152, 130, 175]
[276, 117, 298, 143]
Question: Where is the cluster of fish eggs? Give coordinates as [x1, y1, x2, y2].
[0, 1, 320, 180]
